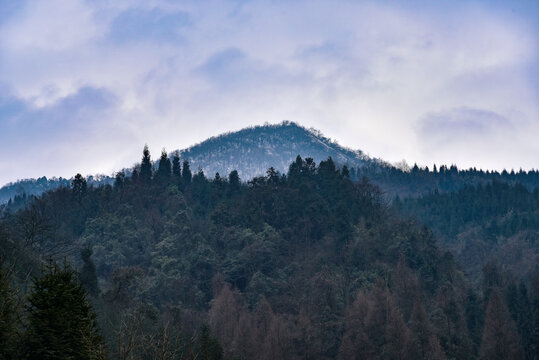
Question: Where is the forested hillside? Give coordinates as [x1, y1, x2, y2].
[1, 148, 537, 359]
[0, 122, 373, 204]
[2, 122, 538, 204]
[177, 121, 373, 180]
[352, 162, 539, 197]
[396, 182, 539, 282]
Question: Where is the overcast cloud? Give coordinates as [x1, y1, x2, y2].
[0, 0, 538, 185]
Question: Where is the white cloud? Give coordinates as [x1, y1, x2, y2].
[0, 0, 537, 185]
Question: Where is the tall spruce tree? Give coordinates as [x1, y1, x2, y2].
[72, 173, 87, 199]
[24, 261, 107, 360]
[228, 170, 240, 192]
[140, 145, 152, 182]
[156, 149, 171, 181]
[182, 160, 192, 185]
[172, 152, 181, 178]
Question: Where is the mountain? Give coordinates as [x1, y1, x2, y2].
[0, 122, 379, 204]
[2, 121, 538, 205]
[177, 121, 377, 180]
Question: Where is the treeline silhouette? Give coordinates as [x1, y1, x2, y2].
[351, 162, 539, 197]
[0, 146, 537, 359]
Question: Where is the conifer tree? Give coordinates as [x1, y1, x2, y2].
[72, 173, 87, 198]
[266, 167, 279, 185]
[131, 168, 139, 183]
[24, 261, 107, 360]
[341, 165, 350, 178]
[318, 157, 337, 178]
[140, 145, 152, 182]
[156, 149, 171, 181]
[182, 160, 192, 185]
[114, 171, 125, 188]
[288, 155, 303, 179]
[228, 170, 240, 192]
[172, 152, 181, 178]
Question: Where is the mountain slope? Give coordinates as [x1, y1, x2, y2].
[177, 121, 376, 180]
[2, 121, 538, 204]
[0, 122, 377, 203]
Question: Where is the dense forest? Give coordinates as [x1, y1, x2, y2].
[351, 162, 539, 197]
[396, 181, 539, 282]
[0, 146, 538, 359]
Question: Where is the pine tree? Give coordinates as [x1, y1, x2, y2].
[172, 152, 181, 178]
[72, 173, 87, 198]
[131, 168, 139, 183]
[140, 145, 152, 182]
[114, 171, 125, 188]
[156, 149, 171, 181]
[288, 155, 303, 180]
[341, 165, 350, 178]
[24, 261, 107, 360]
[318, 157, 337, 179]
[228, 170, 240, 192]
[182, 160, 192, 185]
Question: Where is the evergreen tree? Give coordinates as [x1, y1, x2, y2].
[228, 170, 240, 192]
[24, 261, 107, 360]
[172, 152, 181, 178]
[182, 160, 192, 185]
[72, 173, 87, 198]
[266, 167, 279, 185]
[140, 145, 152, 182]
[288, 155, 303, 179]
[156, 149, 171, 181]
[341, 165, 350, 178]
[114, 171, 125, 188]
[318, 157, 337, 179]
[131, 168, 139, 183]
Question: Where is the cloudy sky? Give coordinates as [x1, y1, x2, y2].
[0, 0, 538, 185]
